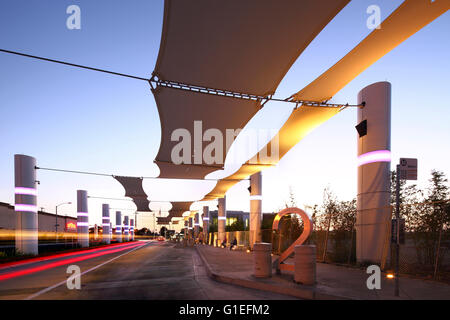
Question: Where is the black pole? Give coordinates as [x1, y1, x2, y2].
[55, 206, 58, 243]
[395, 165, 400, 297]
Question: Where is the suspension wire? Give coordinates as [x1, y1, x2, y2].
[0, 48, 149, 81]
[88, 196, 177, 203]
[0, 48, 362, 108]
[88, 196, 133, 201]
[35, 166, 248, 181]
[35, 166, 112, 177]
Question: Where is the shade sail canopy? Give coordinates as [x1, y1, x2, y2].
[154, 0, 350, 96]
[201, 0, 450, 201]
[168, 201, 193, 217]
[113, 176, 151, 212]
[153, 86, 260, 179]
[152, 0, 350, 179]
[292, 0, 450, 102]
[157, 216, 171, 225]
[200, 107, 339, 200]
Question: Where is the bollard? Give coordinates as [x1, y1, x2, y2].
[294, 245, 316, 285]
[253, 242, 272, 278]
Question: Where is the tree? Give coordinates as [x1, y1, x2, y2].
[390, 170, 423, 232]
[160, 226, 168, 237]
[284, 186, 297, 208]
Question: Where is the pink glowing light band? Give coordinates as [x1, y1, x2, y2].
[15, 204, 38, 213]
[77, 222, 89, 227]
[357, 150, 391, 167]
[15, 187, 37, 196]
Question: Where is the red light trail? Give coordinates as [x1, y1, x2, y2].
[0, 242, 147, 281]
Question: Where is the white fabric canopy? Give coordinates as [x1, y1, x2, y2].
[168, 201, 193, 217]
[155, 0, 350, 96]
[201, 0, 450, 201]
[114, 176, 151, 212]
[153, 86, 260, 179]
[152, 0, 350, 179]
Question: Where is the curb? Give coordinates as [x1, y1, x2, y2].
[195, 246, 352, 300]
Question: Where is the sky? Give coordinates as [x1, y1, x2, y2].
[0, 1, 449, 232]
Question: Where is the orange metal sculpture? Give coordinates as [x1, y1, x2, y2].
[272, 207, 312, 272]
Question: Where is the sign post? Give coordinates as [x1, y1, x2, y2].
[394, 158, 417, 296]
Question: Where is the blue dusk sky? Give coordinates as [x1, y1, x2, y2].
[0, 1, 449, 231]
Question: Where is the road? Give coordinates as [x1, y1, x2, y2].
[0, 241, 297, 300]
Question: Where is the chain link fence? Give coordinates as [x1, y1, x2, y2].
[206, 205, 449, 283]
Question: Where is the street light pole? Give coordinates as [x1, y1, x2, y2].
[56, 202, 72, 242]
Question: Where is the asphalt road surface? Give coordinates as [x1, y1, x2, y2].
[0, 240, 297, 300]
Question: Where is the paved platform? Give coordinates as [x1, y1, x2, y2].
[196, 245, 450, 300]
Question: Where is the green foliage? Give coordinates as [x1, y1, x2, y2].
[208, 219, 218, 233]
[225, 217, 246, 232]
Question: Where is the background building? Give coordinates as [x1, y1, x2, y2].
[0, 202, 77, 233]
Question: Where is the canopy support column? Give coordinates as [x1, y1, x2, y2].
[249, 172, 262, 249]
[218, 196, 226, 244]
[202, 206, 209, 243]
[194, 211, 199, 238]
[14, 154, 38, 255]
[130, 218, 135, 241]
[102, 204, 110, 244]
[77, 190, 89, 248]
[124, 216, 129, 241]
[115, 211, 122, 243]
[356, 81, 391, 264]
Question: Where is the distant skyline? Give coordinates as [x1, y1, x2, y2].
[1, 1, 449, 231]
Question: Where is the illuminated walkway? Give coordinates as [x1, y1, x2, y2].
[196, 245, 450, 300]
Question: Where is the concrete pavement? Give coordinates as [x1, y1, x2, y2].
[0, 241, 298, 300]
[196, 245, 450, 300]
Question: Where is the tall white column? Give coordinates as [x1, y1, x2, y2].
[124, 216, 130, 241]
[218, 196, 226, 243]
[130, 219, 135, 241]
[188, 216, 193, 237]
[115, 211, 122, 243]
[249, 172, 262, 249]
[202, 206, 209, 242]
[184, 219, 188, 237]
[194, 211, 199, 237]
[102, 204, 110, 244]
[356, 81, 391, 264]
[77, 190, 89, 248]
[14, 154, 38, 255]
